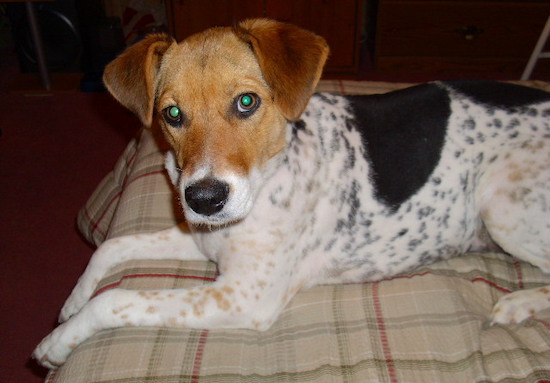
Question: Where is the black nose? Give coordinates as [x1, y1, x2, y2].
[184, 178, 230, 216]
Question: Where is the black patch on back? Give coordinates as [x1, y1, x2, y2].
[444, 79, 550, 108]
[346, 83, 450, 210]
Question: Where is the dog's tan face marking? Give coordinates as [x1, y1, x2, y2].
[156, 28, 287, 180]
[102, 19, 328, 225]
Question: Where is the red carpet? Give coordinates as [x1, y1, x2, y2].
[0, 89, 139, 382]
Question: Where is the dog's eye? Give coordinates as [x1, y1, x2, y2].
[236, 93, 260, 116]
[162, 106, 184, 127]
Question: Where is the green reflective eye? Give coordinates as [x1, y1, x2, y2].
[236, 93, 260, 116]
[241, 95, 253, 107]
[163, 106, 183, 127]
[168, 106, 180, 119]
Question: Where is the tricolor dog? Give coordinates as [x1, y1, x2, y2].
[35, 19, 550, 367]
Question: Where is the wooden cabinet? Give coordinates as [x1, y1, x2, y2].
[166, 0, 363, 75]
[375, 0, 550, 76]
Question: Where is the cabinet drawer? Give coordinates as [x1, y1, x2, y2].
[376, 1, 550, 58]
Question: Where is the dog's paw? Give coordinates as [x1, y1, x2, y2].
[59, 273, 103, 322]
[491, 288, 550, 325]
[33, 322, 78, 368]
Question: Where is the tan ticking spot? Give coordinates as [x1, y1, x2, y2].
[69, 343, 78, 350]
[138, 291, 151, 300]
[193, 304, 203, 318]
[508, 170, 524, 183]
[257, 280, 267, 289]
[121, 314, 128, 320]
[205, 288, 232, 311]
[113, 303, 134, 315]
[180, 310, 187, 317]
[146, 306, 157, 314]
[539, 287, 550, 294]
[221, 286, 234, 295]
[167, 317, 178, 326]
[124, 321, 134, 327]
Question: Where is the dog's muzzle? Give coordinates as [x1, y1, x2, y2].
[185, 178, 230, 216]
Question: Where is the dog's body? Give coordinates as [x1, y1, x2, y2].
[35, 19, 550, 368]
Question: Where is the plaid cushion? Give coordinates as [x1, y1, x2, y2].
[48, 80, 550, 383]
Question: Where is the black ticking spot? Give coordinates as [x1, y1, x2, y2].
[346, 83, 450, 210]
[315, 93, 339, 105]
[445, 79, 550, 109]
[464, 119, 476, 130]
[292, 120, 306, 136]
[505, 118, 520, 131]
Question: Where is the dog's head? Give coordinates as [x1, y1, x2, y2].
[103, 19, 329, 226]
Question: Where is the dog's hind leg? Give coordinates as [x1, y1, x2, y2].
[479, 150, 550, 324]
[60, 225, 207, 322]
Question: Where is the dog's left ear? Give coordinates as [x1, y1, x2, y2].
[235, 19, 329, 121]
[103, 34, 175, 127]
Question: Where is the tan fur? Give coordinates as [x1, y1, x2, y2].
[103, 19, 329, 178]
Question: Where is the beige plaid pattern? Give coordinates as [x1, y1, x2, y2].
[49, 81, 550, 383]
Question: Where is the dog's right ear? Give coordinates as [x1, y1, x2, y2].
[103, 34, 175, 127]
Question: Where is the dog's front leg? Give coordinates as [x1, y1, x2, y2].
[35, 263, 297, 368]
[60, 225, 206, 322]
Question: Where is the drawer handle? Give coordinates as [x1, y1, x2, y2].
[454, 25, 484, 41]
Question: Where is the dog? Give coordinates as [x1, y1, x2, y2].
[34, 19, 550, 368]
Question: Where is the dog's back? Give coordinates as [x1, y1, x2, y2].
[264, 81, 550, 287]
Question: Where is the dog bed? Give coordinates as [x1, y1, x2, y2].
[46, 81, 550, 383]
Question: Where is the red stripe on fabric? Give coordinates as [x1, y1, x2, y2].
[513, 259, 524, 289]
[372, 282, 398, 383]
[126, 169, 165, 186]
[471, 277, 512, 294]
[538, 319, 550, 330]
[379, 271, 432, 282]
[377, 270, 513, 294]
[337, 80, 347, 95]
[88, 148, 139, 236]
[88, 191, 122, 237]
[91, 273, 217, 298]
[191, 329, 209, 382]
[45, 369, 58, 383]
[89, 169, 164, 237]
